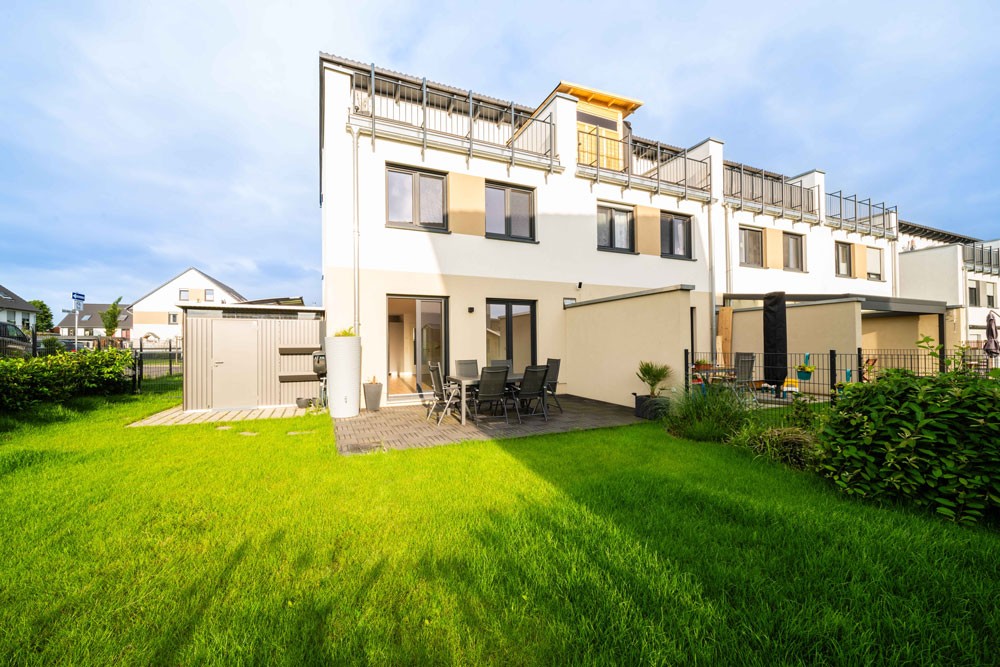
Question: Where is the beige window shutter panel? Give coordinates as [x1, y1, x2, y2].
[765, 228, 784, 269]
[447, 173, 486, 236]
[635, 206, 660, 256]
[851, 243, 868, 279]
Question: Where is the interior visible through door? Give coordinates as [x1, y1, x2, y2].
[387, 296, 446, 398]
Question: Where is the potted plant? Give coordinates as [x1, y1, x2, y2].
[795, 362, 816, 381]
[633, 360, 672, 418]
[363, 375, 382, 412]
[693, 358, 712, 371]
[326, 326, 361, 418]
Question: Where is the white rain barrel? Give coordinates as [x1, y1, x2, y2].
[326, 335, 361, 418]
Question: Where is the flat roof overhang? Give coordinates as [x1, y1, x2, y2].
[723, 293, 948, 315]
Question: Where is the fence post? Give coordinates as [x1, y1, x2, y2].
[684, 349, 690, 394]
[169, 340, 174, 376]
[32, 328, 37, 357]
[857, 347, 864, 383]
[829, 349, 837, 405]
[132, 350, 139, 394]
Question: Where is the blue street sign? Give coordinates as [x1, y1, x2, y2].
[72, 292, 85, 301]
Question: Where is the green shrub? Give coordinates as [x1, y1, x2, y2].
[665, 385, 751, 442]
[0, 349, 132, 413]
[818, 369, 1000, 525]
[641, 396, 672, 420]
[40, 337, 65, 355]
[732, 421, 821, 470]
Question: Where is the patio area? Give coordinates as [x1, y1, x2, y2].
[334, 394, 643, 454]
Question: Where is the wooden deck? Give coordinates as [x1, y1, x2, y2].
[129, 405, 308, 427]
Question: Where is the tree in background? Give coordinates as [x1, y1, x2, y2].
[29, 299, 53, 332]
[101, 297, 123, 339]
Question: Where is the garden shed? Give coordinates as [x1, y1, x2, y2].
[180, 303, 326, 412]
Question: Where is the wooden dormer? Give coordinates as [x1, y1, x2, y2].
[556, 82, 643, 172]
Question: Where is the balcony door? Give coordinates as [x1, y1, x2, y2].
[486, 299, 536, 373]
[387, 296, 447, 398]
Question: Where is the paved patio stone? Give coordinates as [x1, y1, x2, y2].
[333, 394, 644, 455]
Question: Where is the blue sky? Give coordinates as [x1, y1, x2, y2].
[2, 0, 998, 313]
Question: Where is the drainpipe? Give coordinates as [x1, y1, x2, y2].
[724, 204, 733, 294]
[349, 125, 361, 335]
[707, 198, 717, 359]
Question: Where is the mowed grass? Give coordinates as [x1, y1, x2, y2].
[1, 383, 998, 665]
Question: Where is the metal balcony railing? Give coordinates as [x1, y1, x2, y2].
[825, 191, 897, 238]
[351, 70, 555, 168]
[963, 243, 1000, 275]
[723, 164, 818, 218]
[576, 128, 711, 196]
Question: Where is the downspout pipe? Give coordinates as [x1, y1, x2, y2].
[707, 198, 717, 360]
[349, 125, 361, 335]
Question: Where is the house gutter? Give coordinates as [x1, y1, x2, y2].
[349, 125, 361, 334]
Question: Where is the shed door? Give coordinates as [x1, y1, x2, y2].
[212, 319, 258, 409]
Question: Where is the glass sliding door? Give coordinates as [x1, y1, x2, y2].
[386, 296, 447, 398]
[486, 299, 536, 373]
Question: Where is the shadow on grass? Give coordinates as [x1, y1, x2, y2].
[495, 429, 999, 665]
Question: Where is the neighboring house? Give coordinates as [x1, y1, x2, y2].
[0, 284, 38, 333]
[128, 267, 246, 346]
[56, 303, 132, 339]
[319, 55, 924, 407]
[898, 222, 999, 346]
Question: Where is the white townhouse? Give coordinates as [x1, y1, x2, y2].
[898, 221, 999, 346]
[0, 284, 38, 333]
[319, 54, 941, 407]
[129, 267, 246, 346]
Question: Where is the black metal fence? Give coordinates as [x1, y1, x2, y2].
[684, 348, 998, 428]
[132, 342, 183, 393]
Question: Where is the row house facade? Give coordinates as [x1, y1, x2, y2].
[319, 54, 970, 406]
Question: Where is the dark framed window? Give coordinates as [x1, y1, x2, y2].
[597, 205, 634, 252]
[987, 282, 996, 308]
[486, 299, 536, 371]
[179, 289, 189, 301]
[739, 227, 763, 267]
[866, 247, 883, 280]
[386, 166, 446, 230]
[486, 183, 534, 241]
[168, 313, 179, 324]
[969, 280, 980, 307]
[660, 213, 692, 259]
[783, 233, 804, 271]
[835, 242, 852, 277]
[205, 289, 215, 302]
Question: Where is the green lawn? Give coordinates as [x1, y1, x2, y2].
[1, 384, 997, 665]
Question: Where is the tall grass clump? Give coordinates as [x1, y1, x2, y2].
[664, 384, 751, 442]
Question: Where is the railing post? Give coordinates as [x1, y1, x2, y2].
[421, 77, 427, 159]
[370, 63, 376, 149]
[548, 113, 554, 172]
[509, 104, 515, 166]
[682, 149, 688, 200]
[626, 133, 632, 189]
[31, 328, 37, 357]
[169, 340, 174, 376]
[595, 128, 601, 185]
[655, 142, 661, 195]
[684, 349, 690, 394]
[829, 349, 837, 405]
[467, 90, 474, 160]
[739, 164, 745, 209]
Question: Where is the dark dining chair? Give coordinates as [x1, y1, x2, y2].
[543, 358, 562, 413]
[468, 366, 516, 424]
[426, 362, 461, 425]
[512, 365, 549, 421]
[455, 359, 479, 378]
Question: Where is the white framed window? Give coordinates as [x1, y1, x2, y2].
[783, 233, 804, 271]
[867, 247, 883, 280]
[205, 289, 214, 302]
[835, 242, 852, 277]
[739, 227, 763, 267]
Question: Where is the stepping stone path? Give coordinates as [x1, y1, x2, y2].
[238, 432, 258, 437]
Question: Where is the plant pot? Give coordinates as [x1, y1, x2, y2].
[633, 393, 652, 419]
[797, 370, 813, 381]
[694, 363, 712, 372]
[325, 335, 361, 418]
[363, 382, 383, 412]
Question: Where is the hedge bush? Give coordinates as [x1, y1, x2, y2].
[0, 349, 133, 413]
[818, 369, 1000, 525]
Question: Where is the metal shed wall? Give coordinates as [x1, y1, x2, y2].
[183, 315, 324, 411]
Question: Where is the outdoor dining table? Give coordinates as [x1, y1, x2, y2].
[692, 367, 736, 385]
[447, 373, 523, 425]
